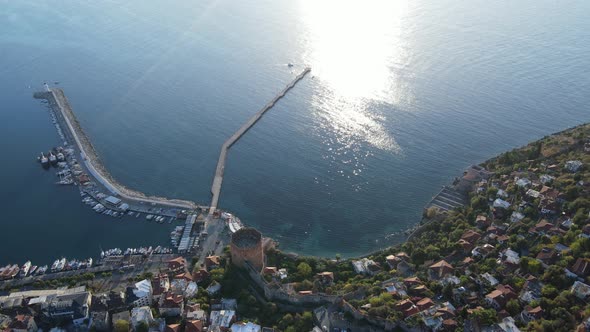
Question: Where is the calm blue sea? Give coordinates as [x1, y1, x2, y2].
[1, 0, 589, 264]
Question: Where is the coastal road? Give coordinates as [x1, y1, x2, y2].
[0, 254, 174, 290]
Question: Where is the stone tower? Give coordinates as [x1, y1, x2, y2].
[230, 228, 264, 272]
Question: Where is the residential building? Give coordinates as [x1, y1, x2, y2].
[6, 314, 37, 332]
[186, 319, 204, 332]
[572, 258, 590, 277]
[131, 279, 153, 307]
[485, 285, 517, 310]
[571, 281, 590, 299]
[42, 289, 92, 326]
[131, 306, 153, 329]
[351, 258, 380, 275]
[210, 310, 236, 330]
[565, 160, 583, 172]
[168, 257, 187, 273]
[152, 274, 170, 303]
[159, 292, 184, 317]
[429, 260, 454, 279]
[205, 256, 221, 271]
[231, 322, 262, 332]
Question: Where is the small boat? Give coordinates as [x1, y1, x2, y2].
[37, 265, 48, 275]
[287, 63, 294, 67]
[51, 259, 60, 271]
[146, 214, 154, 221]
[48, 152, 57, 165]
[40, 153, 49, 166]
[29, 266, 38, 275]
[20, 261, 32, 277]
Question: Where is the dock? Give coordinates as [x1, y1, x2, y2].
[177, 214, 197, 253]
[34, 87, 203, 212]
[209, 67, 311, 215]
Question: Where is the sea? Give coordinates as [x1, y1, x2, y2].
[1, 0, 589, 265]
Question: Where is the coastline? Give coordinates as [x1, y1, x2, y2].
[30, 86, 590, 262]
[283, 121, 590, 261]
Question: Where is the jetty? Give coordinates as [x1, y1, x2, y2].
[34, 86, 201, 211]
[209, 67, 311, 215]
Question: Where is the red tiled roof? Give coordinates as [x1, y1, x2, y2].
[572, 258, 590, 276]
[185, 320, 203, 332]
[165, 324, 181, 332]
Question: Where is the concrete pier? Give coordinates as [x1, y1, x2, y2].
[35, 88, 202, 211]
[209, 67, 311, 215]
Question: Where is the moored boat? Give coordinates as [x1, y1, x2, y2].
[19, 261, 32, 277]
[40, 153, 49, 167]
[48, 152, 57, 165]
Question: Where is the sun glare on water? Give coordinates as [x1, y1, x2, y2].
[299, 0, 412, 156]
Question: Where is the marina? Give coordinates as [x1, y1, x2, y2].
[0, 245, 173, 282]
[30, 68, 310, 260]
[33, 85, 207, 222]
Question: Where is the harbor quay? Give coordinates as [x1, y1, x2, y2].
[33, 86, 208, 222]
[15, 68, 312, 284]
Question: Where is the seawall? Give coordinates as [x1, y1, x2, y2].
[34, 89, 202, 211]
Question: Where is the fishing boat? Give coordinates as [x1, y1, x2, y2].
[51, 259, 60, 272]
[40, 153, 49, 166]
[48, 152, 57, 165]
[36, 265, 48, 275]
[56, 258, 66, 271]
[19, 261, 32, 277]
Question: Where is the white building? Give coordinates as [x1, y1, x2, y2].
[231, 322, 261, 332]
[515, 178, 531, 188]
[540, 174, 555, 184]
[278, 268, 288, 280]
[351, 258, 378, 275]
[132, 279, 152, 307]
[511, 212, 525, 223]
[210, 310, 236, 329]
[493, 199, 511, 209]
[565, 160, 583, 173]
[131, 306, 153, 329]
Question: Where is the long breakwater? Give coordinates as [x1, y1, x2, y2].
[34, 88, 202, 211]
[209, 67, 311, 214]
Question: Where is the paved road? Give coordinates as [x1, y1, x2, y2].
[0, 254, 174, 290]
[193, 219, 230, 269]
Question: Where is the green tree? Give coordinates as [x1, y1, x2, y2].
[470, 195, 489, 212]
[136, 321, 149, 332]
[472, 308, 497, 326]
[506, 299, 521, 316]
[114, 320, 129, 332]
[297, 262, 312, 278]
